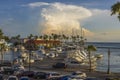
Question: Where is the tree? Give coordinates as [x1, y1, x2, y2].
[43, 34, 48, 40]
[51, 33, 58, 40]
[28, 34, 33, 39]
[39, 35, 43, 39]
[111, 2, 120, 21]
[16, 34, 20, 39]
[34, 35, 38, 39]
[0, 29, 9, 41]
[0, 43, 5, 64]
[87, 45, 97, 72]
[0, 29, 3, 39]
[3, 36, 9, 42]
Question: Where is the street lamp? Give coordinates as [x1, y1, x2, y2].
[107, 48, 111, 74]
[25, 39, 35, 71]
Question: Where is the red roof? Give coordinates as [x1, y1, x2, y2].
[26, 40, 61, 44]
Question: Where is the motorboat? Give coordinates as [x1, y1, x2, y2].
[95, 54, 103, 59]
[26, 58, 34, 63]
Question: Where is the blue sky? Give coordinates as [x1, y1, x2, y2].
[0, 0, 120, 42]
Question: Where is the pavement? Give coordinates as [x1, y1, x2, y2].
[24, 53, 120, 80]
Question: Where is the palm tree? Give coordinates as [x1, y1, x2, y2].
[43, 34, 49, 47]
[0, 43, 5, 64]
[34, 35, 38, 39]
[16, 34, 20, 39]
[43, 34, 48, 40]
[111, 2, 120, 21]
[71, 35, 76, 43]
[87, 45, 97, 72]
[28, 34, 33, 39]
[51, 33, 58, 40]
[0, 29, 3, 39]
[39, 35, 43, 39]
[3, 36, 9, 42]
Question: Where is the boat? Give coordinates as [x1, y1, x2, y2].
[26, 58, 34, 63]
[95, 54, 103, 59]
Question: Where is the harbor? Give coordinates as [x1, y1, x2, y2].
[0, 0, 120, 80]
[0, 42, 120, 80]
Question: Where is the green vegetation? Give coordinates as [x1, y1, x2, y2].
[87, 45, 97, 72]
[111, 2, 120, 21]
[0, 29, 9, 41]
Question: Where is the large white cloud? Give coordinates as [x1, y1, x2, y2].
[27, 2, 120, 42]
[28, 2, 94, 37]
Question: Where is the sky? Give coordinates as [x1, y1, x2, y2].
[0, 0, 120, 42]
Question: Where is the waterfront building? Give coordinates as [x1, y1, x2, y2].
[25, 39, 61, 49]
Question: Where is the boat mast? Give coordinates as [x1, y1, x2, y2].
[80, 27, 85, 48]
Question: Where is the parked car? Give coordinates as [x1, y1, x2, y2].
[46, 72, 62, 80]
[0, 60, 12, 67]
[48, 53, 55, 58]
[19, 76, 30, 80]
[66, 61, 85, 67]
[14, 69, 24, 76]
[58, 75, 71, 80]
[52, 62, 67, 69]
[71, 71, 87, 78]
[33, 71, 47, 79]
[1, 67, 14, 75]
[7, 75, 18, 80]
[12, 64, 25, 71]
[17, 70, 34, 78]
[69, 76, 84, 80]
[0, 74, 4, 80]
[85, 77, 100, 80]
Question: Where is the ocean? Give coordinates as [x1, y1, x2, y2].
[1, 42, 120, 73]
[86, 42, 120, 73]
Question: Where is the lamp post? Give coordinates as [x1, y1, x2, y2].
[28, 50, 31, 71]
[107, 48, 111, 74]
[25, 39, 34, 71]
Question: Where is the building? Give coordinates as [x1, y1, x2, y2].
[25, 39, 61, 50]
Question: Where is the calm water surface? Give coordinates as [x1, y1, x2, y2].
[87, 42, 120, 73]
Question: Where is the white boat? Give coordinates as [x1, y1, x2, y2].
[95, 54, 103, 59]
[56, 47, 62, 53]
[37, 49, 46, 54]
[67, 50, 87, 62]
[26, 58, 34, 63]
[84, 56, 97, 63]
[48, 53, 55, 58]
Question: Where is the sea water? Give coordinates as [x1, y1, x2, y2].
[87, 42, 120, 73]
